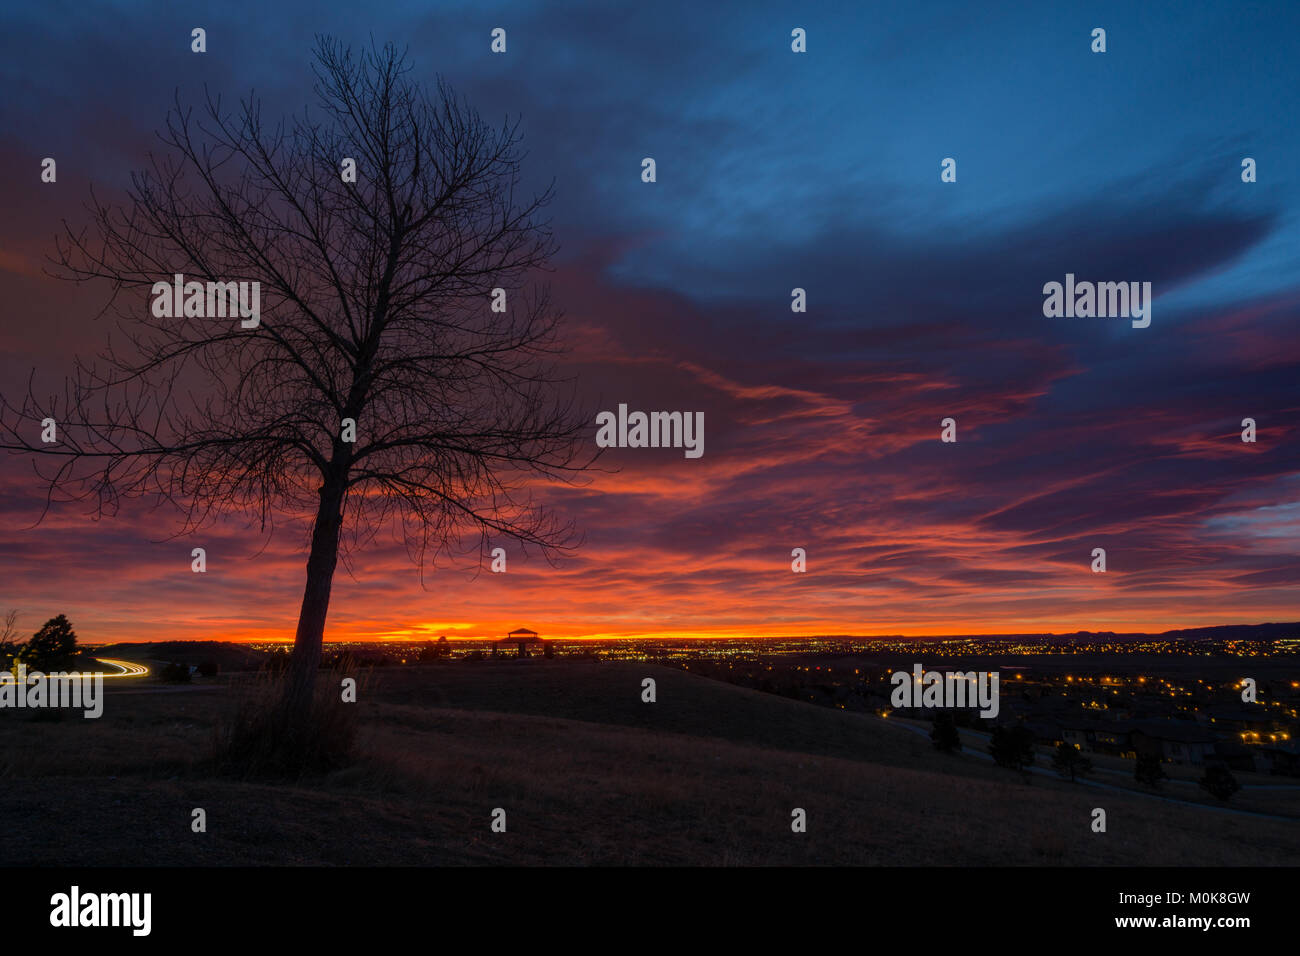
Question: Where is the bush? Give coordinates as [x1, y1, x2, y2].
[1134, 752, 1167, 789]
[1199, 765, 1241, 802]
[211, 670, 362, 779]
[930, 712, 962, 752]
[989, 724, 1036, 772]
[159, 661, 192, 683]
[1051, 742, 1092, 781]
[196, 659, 219, 677]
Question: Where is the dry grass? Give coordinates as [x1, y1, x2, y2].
[208, 667, 365, 779]
[0, 660, 1296, 865]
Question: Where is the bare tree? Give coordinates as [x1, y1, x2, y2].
[0, 609, 18, 666]
[0, 38, 591, 713]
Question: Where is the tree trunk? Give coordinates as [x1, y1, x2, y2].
[284, 476, 347, 713]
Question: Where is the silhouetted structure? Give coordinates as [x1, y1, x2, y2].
[498, 627, 543, 658]
[1131, 722, 1216, 766]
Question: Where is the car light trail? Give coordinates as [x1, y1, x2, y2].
[93, 658, 150, 678]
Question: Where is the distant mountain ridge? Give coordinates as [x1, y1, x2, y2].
[830, 622, 1300, 642]
[89, 640, 267, 669]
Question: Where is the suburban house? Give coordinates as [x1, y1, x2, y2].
[1129, 721, 1217, 766]
[1057, 718, 1135, 756]
[1201, 706, 1285, 744]
[1258, 742, 1300, 777]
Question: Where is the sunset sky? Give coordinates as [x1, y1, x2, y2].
[1, 1, 1298, 644]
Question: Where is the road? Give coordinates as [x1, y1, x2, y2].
[92, 657, 151, 678]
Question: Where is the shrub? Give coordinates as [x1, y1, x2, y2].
[211, 669, 362, 779]
[1134, 752, 1167, 788]
[930, 712, 962, 752]
[159, 661, 192, 683]
[1199, 765, 1241, 802]
[989, 724, 1035, 772]
[1051, 742, 1092, 781]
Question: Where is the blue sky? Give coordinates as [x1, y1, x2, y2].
[5, 0, 1297, 314]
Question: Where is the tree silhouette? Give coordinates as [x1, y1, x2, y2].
[988, 724, 1035, 773]
[1198, 765, 1241, 802]
[18, 614, 79, 671]
[929, 711, 962, 752]
[1134, 752, 1167, 789]
[0, 38, 591, 718]
[1050, 741, 1092, 782]
[0, 609, 18, 669]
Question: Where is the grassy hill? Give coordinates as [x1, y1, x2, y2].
[1, 660, 1295, 865]
[91, 640, 268, 671]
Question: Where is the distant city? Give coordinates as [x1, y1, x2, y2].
[233, 630, 1300, 663]
[82, 626, 1300, 780]
[216, 630, 1300, 777]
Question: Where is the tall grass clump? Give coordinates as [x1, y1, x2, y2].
[211, 664, 365, 779]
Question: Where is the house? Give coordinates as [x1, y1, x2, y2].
[1258, 743, 1300, 777]
[1052, 718, 1133, 755]
[1000, 698, 1034, 720]
[1058, 720, 1095, 751]
[1212, 739, 1258, 773]
[1202, 707, 1281, 744]
[1024, 719, 1063, 747]
[1130, 721, 1217, 766]
[1091, 721, 1135, 757]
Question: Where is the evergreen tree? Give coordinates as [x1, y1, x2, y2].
[930, 712, 962, 752]
[989, 724, 1035, 772]
[17, 614, 78, 670]
[1199, 765, 1241, 802]
[1134, 752, 1167, 789]
[1051, 742, 1092, 781]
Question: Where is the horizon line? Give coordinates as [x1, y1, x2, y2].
[81, 621, 1300, 646]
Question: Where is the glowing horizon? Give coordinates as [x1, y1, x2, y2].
[78, 614, 1299, 647]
